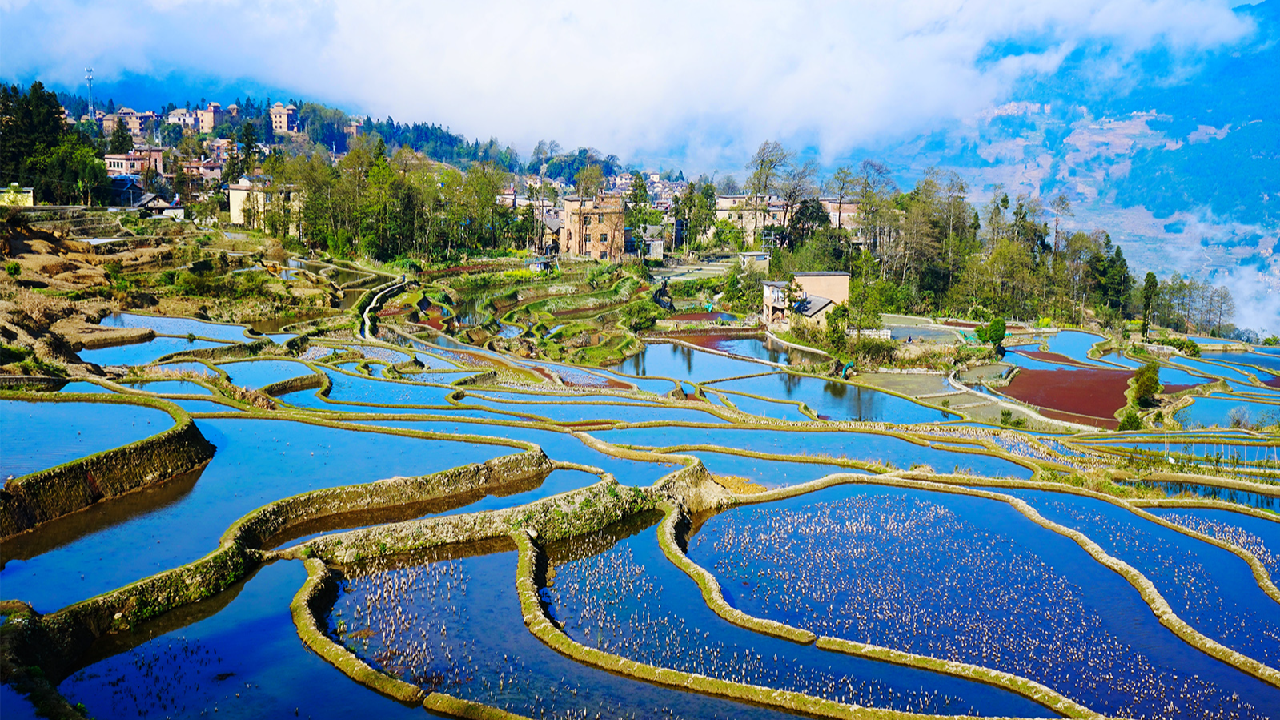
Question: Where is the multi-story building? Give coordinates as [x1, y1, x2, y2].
[229, 175, 302, 236]
[560, 196, 631, 261]
[166, 108, 198, 130]
[196, 102, 224, 134]
[714, 194, 785, 243]
[269, 102, 298, 134]
[104, 146, 165, 177]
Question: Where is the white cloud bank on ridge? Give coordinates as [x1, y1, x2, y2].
[0, 0, 1254, 169]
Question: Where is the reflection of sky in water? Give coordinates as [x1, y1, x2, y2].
[2, 418, 508, 612]
[1172, 357, 1256, 384]
[546, 515, 1047, 716]
[1044, 331, 1105, 363]
[350, 418, 681, 486]
[710, 373, 953, 424]
[695, 484, 1280, 720]
[220, 359, 311, 388]
[2, 400, 172, 478]
[609, 342, 774, 383]
[1004, 488, 1280, 675]
[121, 380, 212, 395]
[684, 450, 867, 488]
[1176, 395, 1280, 428]
[61, 562, 423, 720]
[594, 426, 1031, 478]
[78, 337, 228, 366]
[1200, 351, 1280, 374]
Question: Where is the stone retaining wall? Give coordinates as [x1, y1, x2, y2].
[0, 399, 215, 539]
[6, 448, 552, 682]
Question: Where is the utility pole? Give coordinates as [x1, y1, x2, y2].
[85, 67, 95, 117]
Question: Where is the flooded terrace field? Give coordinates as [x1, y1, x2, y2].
[4, 308, 1279, 720]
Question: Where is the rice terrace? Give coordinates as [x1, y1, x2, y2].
[3, 2, 1280, 718]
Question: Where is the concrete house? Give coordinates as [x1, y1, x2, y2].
[560, 195, 631, 261]
[762, 271, 850, 328]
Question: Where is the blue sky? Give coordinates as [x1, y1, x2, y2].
[0, 0, 1258, 174]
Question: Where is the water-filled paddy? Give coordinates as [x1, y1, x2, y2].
[689, 484, 1280, 719]
[1176, 395, 1280, 429]
[543, 513, 1052, 716]
[78, 336, 229, 366]
[682, 450, 869, 488]
[1201, 350, 1280, 376]
[332, 547, 796, 720]
[0, 418, 511, 612]
[999, 488, 1280, 668]
[459, 395, 727, 425]
[61, 561, 423, 720]
[709, 373, 955, 423]
[56, 380, 114, 393]
[595, 426, 1034, 478]
[708, 389, 811, 421]
[1122, 479, 1279, 511]
[1149, 507, 1280, 579]
[121, 379, 212, 395]
[1, 399, 173, 478]
[673, 334, 827, 366]
[98, 312, 256, 343]
[609, 342, 777, 383]
[220, 359, 312, 388]
[349, 418, 683, 486]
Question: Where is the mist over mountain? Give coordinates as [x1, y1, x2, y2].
[848, 0, 1278, 330]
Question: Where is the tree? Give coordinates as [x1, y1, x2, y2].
[108, 121, 134, 154]
[716, 174, 741, 195]
[825, 165, 856, 232]
[787, 197, 829, 247]
[574, 164, 603, 198]
[1133, 361, 1161, 406]
[975, 317, 1006, 349]
[778, 159, 818, 228]
[744, 141, 790, 197]
[1141, 271, 1159, 337]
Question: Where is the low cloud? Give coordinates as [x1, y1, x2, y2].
[1, 0, 1254, 170]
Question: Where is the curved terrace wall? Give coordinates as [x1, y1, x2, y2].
[2, 447, 551, 682]
[0, 393, 215, 539]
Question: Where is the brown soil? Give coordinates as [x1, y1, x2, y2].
[1003, 367, 1131, 425]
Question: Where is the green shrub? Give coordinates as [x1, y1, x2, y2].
[1118, 411, 1142, 431]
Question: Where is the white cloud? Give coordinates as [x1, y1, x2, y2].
[1, 0, 1253, 170]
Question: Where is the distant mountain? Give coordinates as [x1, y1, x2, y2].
[852, 0, 1279, 330]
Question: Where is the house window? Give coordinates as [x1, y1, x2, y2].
[599, 233, 608, 243]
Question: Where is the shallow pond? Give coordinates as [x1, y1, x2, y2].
[120, 379, 212, 395]
[349, 418, 683, 487]
[1120, 479, 1278, 512]
[1043, 330, 1105, 363]
[709, 373, 955, 424]
[2, 399, 173, 478]
[690, 484, 1280, 719]
[1172, 356, 1258, 384]
[594, 426, 1033, 478]
[682, 450, 869, 488]
[544, 513, 1051, 716]
[1200, 350, 1280, 376]
[1148, 506, 1280, 579]
[220, 359, 312, 389]
[0, 418, 512, 612]
[98, 312, 253, 342]
[332, 548, 796, 720]
[999, 488, 1280, 669]
[708, 389, 810, 422]
[61, 561, 423, 720]
[1176, 395, 1280, 429]
[56, 381, 114, 393]
[609, 342, 776, 383]
[459, 396, 726, 425]
[78, 336, 229, 366]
